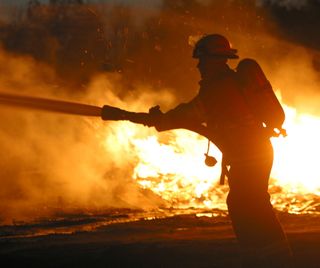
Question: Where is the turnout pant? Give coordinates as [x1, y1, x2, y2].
[226, 141, 293, 267]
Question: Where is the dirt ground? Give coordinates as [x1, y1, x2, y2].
[0, 212, 320, 268]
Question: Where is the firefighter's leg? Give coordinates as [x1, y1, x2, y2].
[226, 151, 293, 267]
[239, 239, 293, 268]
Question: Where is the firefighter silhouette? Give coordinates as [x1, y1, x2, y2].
[102, 34, 293, 267]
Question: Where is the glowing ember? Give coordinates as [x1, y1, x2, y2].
[103, 100, 320, 214]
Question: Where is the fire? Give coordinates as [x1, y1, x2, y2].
[272, 104, 320, 195]
[270, 104, 320, 213]
[131, 132, 226, 209]
[104, 100, 320, 214]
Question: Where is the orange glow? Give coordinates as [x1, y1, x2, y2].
[272, 105, 320, 195]
[104, 99, 320, 214]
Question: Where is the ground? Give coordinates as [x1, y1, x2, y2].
[0, 211, 319, 268]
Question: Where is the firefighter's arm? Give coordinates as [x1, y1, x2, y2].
[100, 97, 209, 137]
[100, 103, 203, 130]
[150, 97, 208, 137]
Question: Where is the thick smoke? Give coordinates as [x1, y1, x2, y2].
[0, 0, 319, 223]
[0, 48, 171, 223]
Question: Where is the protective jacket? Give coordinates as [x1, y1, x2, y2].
[154, 64, 267, 164]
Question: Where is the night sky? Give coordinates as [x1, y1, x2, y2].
[262, 0, 320, 52]
[0, 0, 319, 107]
[3, 0, 320, 50]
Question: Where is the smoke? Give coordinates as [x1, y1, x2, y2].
[0, 0, 319, 223]
[0, 48, 171, 223]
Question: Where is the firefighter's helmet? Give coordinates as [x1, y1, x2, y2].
[193, 34, 238, 59]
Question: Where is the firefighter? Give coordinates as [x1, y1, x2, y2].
[150, 34, 293, 267]
[101, 34, 293, 267]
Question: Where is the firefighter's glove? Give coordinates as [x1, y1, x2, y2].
[148, 105, 163, 127]
[272, 127, 287, 137]
[279, 128, 287, 137]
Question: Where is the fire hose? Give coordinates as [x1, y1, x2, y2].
[0, 92, 153, 125]
[0, 92, 281, 177]
[0, 92, 103, 117]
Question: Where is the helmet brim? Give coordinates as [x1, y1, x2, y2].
[223, 53, 239, 59]
[193, 52, 239, 59]
[193, 48, 239, 59]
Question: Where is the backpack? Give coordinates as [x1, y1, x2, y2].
[236, 58, 286, 137]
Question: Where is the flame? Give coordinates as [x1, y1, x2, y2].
[272, 105, 320, 195]
[103, 100, 320, 214]
[131, 132, 226, 209]
[270, 104, 320, 213]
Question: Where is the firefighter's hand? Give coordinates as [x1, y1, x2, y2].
[270, 127, 287, 137]
[149, 105, 162, 115]
[148, 105, 163, 128]
[278, 128, 287, 137]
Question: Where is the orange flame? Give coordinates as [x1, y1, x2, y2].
[272, 104, 320, 195]
[103, 98, 320, 214]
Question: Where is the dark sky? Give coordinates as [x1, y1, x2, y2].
[261, 0, 320, 52]
[3, 0, 320, 52]
[1, 0, 161, 7]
